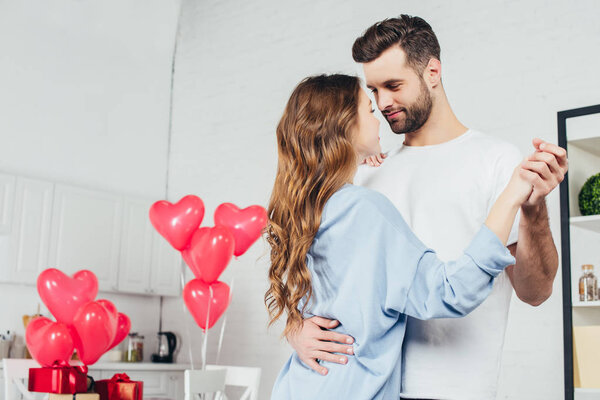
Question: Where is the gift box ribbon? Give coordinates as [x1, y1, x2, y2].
[96, 373, 142, 400]
[51, 360, 89, 375]
[29, 361, 89, 394]
[109, 373, 131, 383]
[51, 361, 90, 391]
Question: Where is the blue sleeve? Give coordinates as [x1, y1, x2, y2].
[402, 225, 515, 319]
[318, 189, 515, 321]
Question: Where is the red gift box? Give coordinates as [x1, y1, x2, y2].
[95, 373, 143, 400]
[28, 363, 88, 394]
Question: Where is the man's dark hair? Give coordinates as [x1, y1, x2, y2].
[352, 15, 441, 74]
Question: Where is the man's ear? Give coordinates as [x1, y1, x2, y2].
[423, 58, 442, 89]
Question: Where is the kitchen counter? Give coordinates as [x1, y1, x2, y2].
[0, 360, 192, 370]
[0, 359, 190, 399]
[91, 362, 192, 370]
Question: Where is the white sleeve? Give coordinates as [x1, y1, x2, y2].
[487, 142, 523, 246]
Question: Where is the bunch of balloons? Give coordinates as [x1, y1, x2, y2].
[149, 195, 267, 330]
[26, 269, 131, 367]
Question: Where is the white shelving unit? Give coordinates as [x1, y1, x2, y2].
[569, 137, 600, 158]
[573, 301, 600, 308]
[571, 215, 600, 234]
[575, 388, 600, 400]
[562, 105, 600, 400]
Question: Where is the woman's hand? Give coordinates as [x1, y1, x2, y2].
[505, 162, 535, 207]
[485, 162, 534, 244]
[286, 316, 355, 375]
[361, 152, 387, 167]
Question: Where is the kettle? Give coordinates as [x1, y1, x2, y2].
[151, 331, 177, 363]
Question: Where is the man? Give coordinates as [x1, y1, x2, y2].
[288, 15, 567, 399]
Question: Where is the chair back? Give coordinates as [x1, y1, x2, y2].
[2, 358, 45, 400]
[184, 368, 227, 400]
[207, 365, 261, 400]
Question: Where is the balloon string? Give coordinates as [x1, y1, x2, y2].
[201, 285, 212, 371]
[215, 259, 237, 365]
[179, 260, 195, 370]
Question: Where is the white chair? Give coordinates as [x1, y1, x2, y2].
[206, 365, 261, 400]
[184, 368, 227, 400]
[2, 358, 47, 400]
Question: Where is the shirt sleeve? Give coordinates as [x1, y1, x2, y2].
[317, 190, 516, 322]
[402, 225, 516, 319]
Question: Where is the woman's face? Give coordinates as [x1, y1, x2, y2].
[353, 89, 381, 162]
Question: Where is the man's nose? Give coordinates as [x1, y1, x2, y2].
[376, 91, 393, 112]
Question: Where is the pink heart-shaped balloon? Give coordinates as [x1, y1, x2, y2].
[214, 203, 268, 256]
[25, 317, 74, 367]
[96, 299, 119, 345]
[183, 279, 230, 330]
[182, 226, 234, 283]
[71, 300, 118, 365]
[149, 195, 205, 250]
[108, 313, 131, 351]
[37, 269, 98, 325]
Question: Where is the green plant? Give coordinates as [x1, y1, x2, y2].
[579, 173, 600, 216]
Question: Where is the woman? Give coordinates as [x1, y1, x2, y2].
[265, 74, 531, 399]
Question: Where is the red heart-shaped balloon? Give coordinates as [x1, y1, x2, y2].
[25, 317, 74, 367]
[71, 300, 118, 365]
[108, 313, 131, 351]
[182, 226, 234, 283]
[183, 279, 230, 330]
[214, 203, 268, 256]
[149, 195, 205, 251]
[96, 299, 119, 344]
[37, 269, 98, 325]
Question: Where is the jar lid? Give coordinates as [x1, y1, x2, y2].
[583, 264, 594, 270]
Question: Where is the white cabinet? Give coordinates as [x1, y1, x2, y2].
[0, 173, 180, 296]
[118, 198, 181, 296]
[48, 184, 122, 291]
[150, 231, 182, 296]
[0, 174, 16, 234]
[0, 174, 16, 280]
[7, 177, 54, 283]
[118, 198, 154, 294]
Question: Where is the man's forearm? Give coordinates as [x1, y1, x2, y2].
[511, 200, 558, 306]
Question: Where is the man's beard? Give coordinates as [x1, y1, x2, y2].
[388, 79, 433, 134]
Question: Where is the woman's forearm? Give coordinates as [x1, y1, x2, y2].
[485, 191, 521, 245]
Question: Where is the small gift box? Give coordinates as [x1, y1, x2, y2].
[95, 373, 143, 400]
[49, 394, 100, 400]
[28, 363, 88, 394]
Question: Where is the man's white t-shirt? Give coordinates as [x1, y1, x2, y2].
[354, 129, 522, 400]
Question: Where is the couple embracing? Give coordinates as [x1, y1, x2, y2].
[265, 15, 567, 400]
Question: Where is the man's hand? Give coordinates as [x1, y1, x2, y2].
[361, 152, 387, 167]
[506, 138, 563, 306]
[520, 138, 568, 208]
[287, 316, 355, 376]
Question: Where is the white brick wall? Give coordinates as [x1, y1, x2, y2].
[170, 0, 600, 398]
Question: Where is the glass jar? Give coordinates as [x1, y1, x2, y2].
[124, 333, 144, 362]
[579, 264, 598, 302]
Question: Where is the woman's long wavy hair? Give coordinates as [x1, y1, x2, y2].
[265, 74, 361, 336]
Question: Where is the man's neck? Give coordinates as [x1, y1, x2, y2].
[403, 97, 468, 147]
